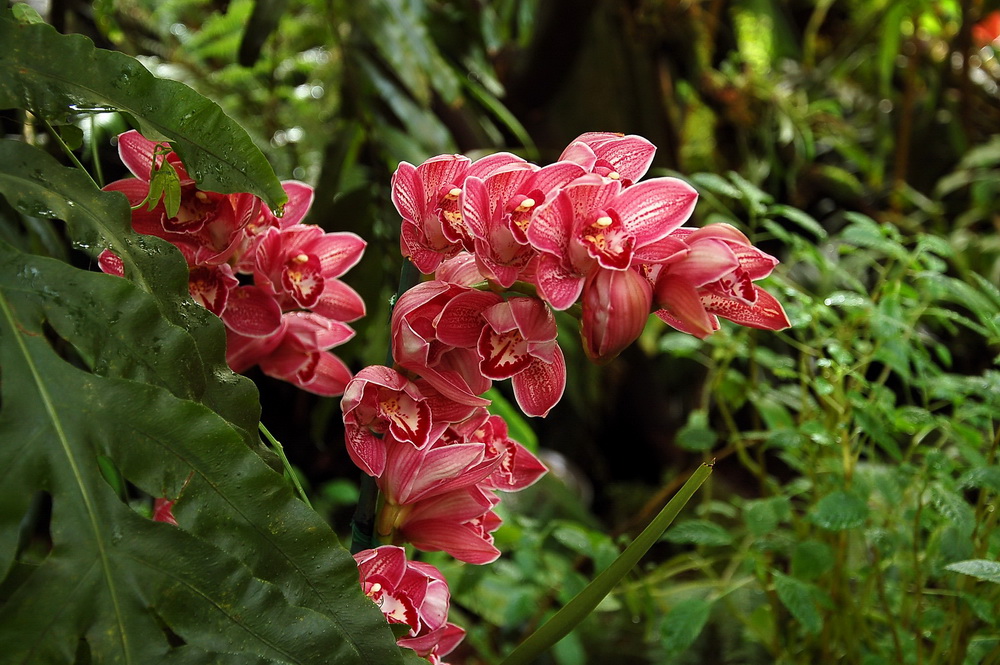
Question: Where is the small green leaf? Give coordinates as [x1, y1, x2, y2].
[809, 490, 868, 531]
[743, 496, 791, 537]
[661, 597, 713, 656]
[945, 559, 1000, 584]
[676, 410, 718, 452]
[662, 519, 733, 546]
[769, 204, 827, 239]
[791, 541, 834, 581]
[958, 466, 1000, 493]
[772, 572, 823, 634]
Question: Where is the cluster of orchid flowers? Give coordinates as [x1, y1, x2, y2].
[105, 129, 788, 665]
[346, 132, 789, 663]
[98, 130, 366, 396]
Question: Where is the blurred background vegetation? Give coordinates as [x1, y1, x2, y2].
[10, 0, 1000, 662]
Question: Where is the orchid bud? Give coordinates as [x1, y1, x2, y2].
[581, 267, 652, 363]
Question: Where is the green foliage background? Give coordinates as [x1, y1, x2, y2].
[2, 0, 1000, 664]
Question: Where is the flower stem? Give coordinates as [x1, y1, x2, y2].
[39, 116, 99, 189]
[258, 422, 312, 509]
[350, 258, 422, 554]
[499, 462, 714, 665]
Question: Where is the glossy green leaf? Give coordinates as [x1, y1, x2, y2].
[662, 519, 734, 547]
[945, 560, 1000, 585]
[0, 10, 286, 211]
[0, 239, 413, 665]
[661, 597, 713, 657]
[772, 572, 823, 634]
[0, 139, 262, 451]
[808, 490, 869, 531]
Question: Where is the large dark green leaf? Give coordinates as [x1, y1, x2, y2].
[0, 240, 414, 665]
[0, 9, 286, 211]
[0, 139, 262, 451]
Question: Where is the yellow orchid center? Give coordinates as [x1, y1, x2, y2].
[594, 215, 613, 228]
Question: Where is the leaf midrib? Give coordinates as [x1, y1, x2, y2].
[0, 292, 132, 664]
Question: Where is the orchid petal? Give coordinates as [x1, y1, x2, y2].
[435, 290, 502, 348]
[275, 180, 315, 227]
[612, 177, 698, 244]
[220, 285, 282, 337]
[511, 345, 566, 417]
[312, 280, 367, 323]
[98, 249, 124, 277]
[532, 255, 585, 310]
[673, 238, 741, 286]
[703, 284, 791, 331]
[654, 274, 717, 339]
[313, 231, 367, 277]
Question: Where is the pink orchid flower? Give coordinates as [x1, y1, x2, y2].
[354, 546, 465, 662]
[527, 173, 696, 310]
[391, 280, 498, 406]
[253, 224, 367, 323]
[460, 160, 586, 287]
[104, 130, 260, 267]
[477, 297, 566, 417]
[391, 152, 526, 273]
[374, 436, 503, 562]
[341, 366, 441, 477]
[393, 485, 503, 565]
[227, 311, 355, 396]
[97, 252, 282, 338]
[230, 180, 316, 273]
[444, 411, 547, 492]
[558, 132, 657, 187]
[652, 223, 791, 338]
[376, 436, 502, 509]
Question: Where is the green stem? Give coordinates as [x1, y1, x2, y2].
[499, 462, 714, 665]
[40, 117, 99, 188]
[90, 115, 105, 188]
[258, 422, 312, 509]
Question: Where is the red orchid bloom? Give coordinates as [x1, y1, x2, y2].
[375, 435, 502, 509]
[477, 297, 567, 417]
[391, 280, 498, 406]
[460, 160, 586, 287]
[354, 546, 465, 662]
[105, 130, 260, 268]
[393, 485, 503, 565]
[444, 410, 547, 492]
[230, 180, 316, 273]
[227, 311, 355, 396]
[253, 224, 367, 323]
[527, 173, 696, 310]
[652, 223, 790, 338]
[341, 366, 440, 477]
[391, 152, 526, 273]
[558, 131, 657, 187]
